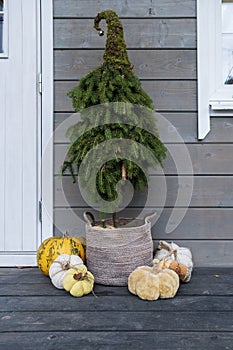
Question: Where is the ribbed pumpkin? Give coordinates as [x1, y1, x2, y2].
[128, 263, 179, 301]
[37, 233, 85, 276]
[63, 266, 94, 297]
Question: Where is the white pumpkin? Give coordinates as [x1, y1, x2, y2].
[154, 240, 193, 282]
[49, 254, 84, 289]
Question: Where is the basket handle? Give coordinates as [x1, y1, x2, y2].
[83, 211, 96, 226]
[144, 212, 157, 224]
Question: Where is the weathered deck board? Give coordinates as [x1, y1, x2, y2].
[53, 0, 196, 18]
[1, 332, 232, 350]
[0, 268, 232, 295]
[54, 19, 196, 49]
[1, 295, 232, 312]
[1, 310, 233, 332]
[0, 268, 232, 350]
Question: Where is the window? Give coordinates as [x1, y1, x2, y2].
[222, 1, 233, 85]
[197, 0, 233, 140]
[0, 0, 8, 57]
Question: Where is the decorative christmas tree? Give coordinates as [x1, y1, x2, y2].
[62, 10, 167, 226]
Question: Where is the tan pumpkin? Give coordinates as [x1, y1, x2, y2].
[128, 262, 179, 301]
[49, 254, 84, 289]
[63, 266, 94, 297]
[37, 233, 85, 276]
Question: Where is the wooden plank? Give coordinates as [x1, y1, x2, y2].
[0, 282, 65, 296]
[153, 208, 233, 239]
[54, 19, 196, 49]
[53, 0, 196, 18]
[54, 207, 233, 240]
[0, 282, 63, 296]
[54, 50, 197, 80]
[166, 144, 233, 174]
[0, 275, 48, 284]
[187, 144, 233, 174]
[0, 267, 41, 276]
[206, 118, 233, 142]
[54, 114, 233, 144]
[0, 295, 232, 312]
[0, 310, 232, 332]
[161, 115, 233, 143]
[54, 81, 197, 112]
[96, 265, 233, 290]
[0, 267, 232, 294]
[161, 113, 197, 142]
[0, 332, 232, 350]
[54, 112, 198, 143]
[54, 175, 233, 208]
[54, 143, 233, 175]
[0, 266, 233, 278]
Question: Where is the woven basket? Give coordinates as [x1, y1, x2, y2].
[83, 212, 156, 286]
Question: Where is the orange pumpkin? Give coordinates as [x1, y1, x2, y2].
[37, 233, 85, 276]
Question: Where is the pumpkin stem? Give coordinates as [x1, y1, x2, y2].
[72, 271, 96, 296]
[73, 273, 83, 280]
[152, 260, 162, 273]
[152, 249, 177, 273]
[157, 240, 173, 252]
[63, 231, 69, 238]
[173, 249, 178, 261]
[163, 249, 177, 261]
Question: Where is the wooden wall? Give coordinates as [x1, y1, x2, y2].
[53, 0, 233, 266]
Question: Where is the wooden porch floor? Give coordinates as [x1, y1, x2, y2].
[0, 267, 232, 350]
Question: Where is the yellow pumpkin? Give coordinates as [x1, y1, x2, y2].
[63, 266, 94, 297]
[37, 233, 85, 276]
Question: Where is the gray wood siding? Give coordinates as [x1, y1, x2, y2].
[54, 50, 197, 80]
[54, 81, 197, 112]
[54, 19, 196, 49]
[53, 0, 196, 18]
[53, 0, 233, 266]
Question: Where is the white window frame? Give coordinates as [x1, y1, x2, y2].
[197, 0, 233, 140]
[0, 0, 9, 58]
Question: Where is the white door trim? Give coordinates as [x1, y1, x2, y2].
[41, 0, 53, 242]
[0, 0, 53, 266]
